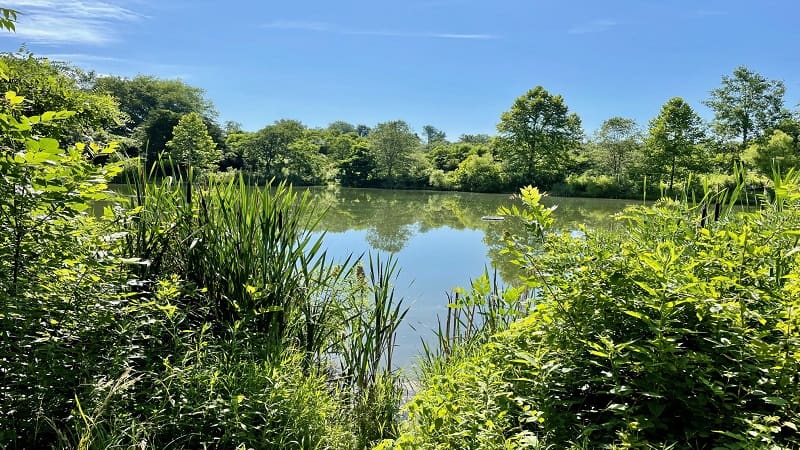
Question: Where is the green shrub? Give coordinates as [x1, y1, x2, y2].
[450, 154, 505, 193]
[385, 181, 800, 448]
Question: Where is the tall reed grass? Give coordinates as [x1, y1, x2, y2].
[82, 159, 412, 448]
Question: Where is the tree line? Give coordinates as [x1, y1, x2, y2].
[2, 51, 797, 196]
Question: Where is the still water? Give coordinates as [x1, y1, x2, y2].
[303, 187, 638, 367]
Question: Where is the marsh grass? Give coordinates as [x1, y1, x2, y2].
[50, 158, 413, 448]
[420, 269, 530, 366]
[0, 146, 410, 448]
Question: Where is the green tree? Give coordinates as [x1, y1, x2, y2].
[774, 115, 800, 153]
[427, 142, 483, 171]
[326, 131, 366, 161]
[284, 136, 326, 184]
[422, 125, 447, 146]
[93, 75, 218, 158]
[495, 86, 583, 188]
[743, 129, 798, 176]
[133, 109, 181, 164]
[239, 119, 306, 179]
[327, 120, 356, 135]
[704, 66, 788, 158]
[93, 75, 214, 129]
[338, 145, 377, 187]
[222, 129, 250, 170]
[646, 97, 706, 190]
[450, 153, 504, 192]
[166, 112, 221, 172]
[370, 120, 420, 184]
[589, 117, 642, 180]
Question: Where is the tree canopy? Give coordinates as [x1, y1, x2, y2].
[370, 120, 420, 184]
[0, 53, 123, 145]
[93, 75, 215, 129]
[589, 117, 642, 180]
[704, 66, 787, 151]
[166, 112, 221, 172]
[646, 97, 706, 190]
[495, 86, 583, 188]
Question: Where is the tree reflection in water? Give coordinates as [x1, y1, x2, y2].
[299, 187, 633, 366]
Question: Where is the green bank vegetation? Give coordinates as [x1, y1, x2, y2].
[2, 6, 800, 449]
[384, 182, 800, 448]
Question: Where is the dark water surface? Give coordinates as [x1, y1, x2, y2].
[303, 187, 637, 368]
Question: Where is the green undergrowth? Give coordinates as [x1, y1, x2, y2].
[381, 178, 800, 449]
[1, 74, 407, 447]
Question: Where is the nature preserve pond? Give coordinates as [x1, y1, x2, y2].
[302, 187, 637, 368]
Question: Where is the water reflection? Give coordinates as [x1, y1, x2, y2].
[301, 187, 635, 366]
[107, 184, 634, 366]
[306, 187, 630, 284]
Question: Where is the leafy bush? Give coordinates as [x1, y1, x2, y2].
[385, 182, 800, 448]
[450, 154, 505, 193]
[0, 84, 133, 445]
[551, 173, 642, 199]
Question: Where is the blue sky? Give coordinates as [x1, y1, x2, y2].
[1, 0, 798, 139]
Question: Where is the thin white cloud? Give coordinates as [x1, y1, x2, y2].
[568, 19, 619, 35]
[2, 0, 141, 45]
[262, 20, 498, 40]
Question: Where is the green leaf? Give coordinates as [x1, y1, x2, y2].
[5, 90, 23, 105]
[763, 396, 788, 406]
[39, 138, 60, 154]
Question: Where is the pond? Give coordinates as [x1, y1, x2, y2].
[302, 187, 639, 368]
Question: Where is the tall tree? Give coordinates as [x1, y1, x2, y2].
[422, 125, 447, 146]
[590, 117, 642, 180]
[704, 66, 788, 155]
[93, 75, 218, 157]
[646, 97, 706, 190]
[93, 75, 214, 129]
[338, 145, 377, 187]
[495, 86, 583, 187]
[132, 109, 181, 164]
[370, 120, 420, 184]
[166, 112, 221, 172]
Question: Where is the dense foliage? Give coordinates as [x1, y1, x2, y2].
[0, 52, 123, 145]
[165, 111, 221, 173]
[383, 183, 800, 448]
